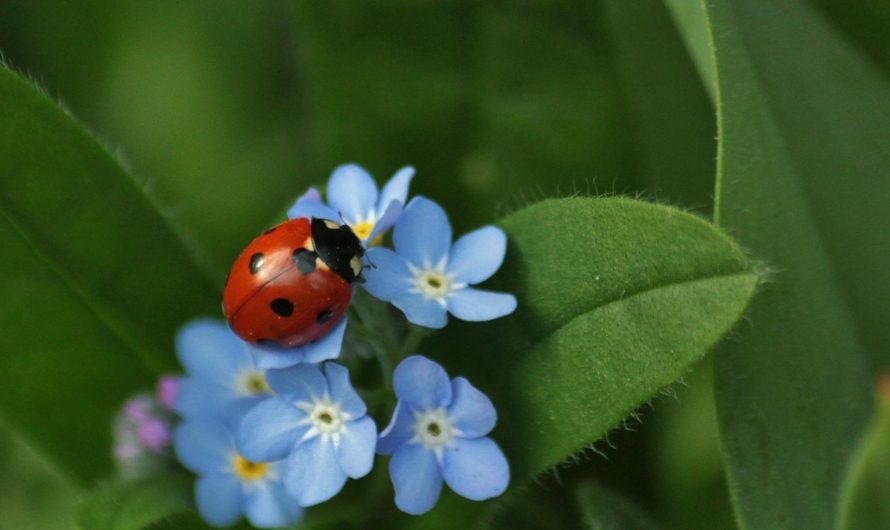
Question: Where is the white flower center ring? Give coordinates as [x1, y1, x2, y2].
[413, 408, 457, 449]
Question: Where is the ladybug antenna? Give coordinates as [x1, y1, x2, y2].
[337, 211, 347, 225]
[363, 253, 377, 270]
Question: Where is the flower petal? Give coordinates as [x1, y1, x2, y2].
[173, 419, 233, 475]
[446, 288, 517, 322]
[392, 291, 448, 329]
[393, 355, 452, 411]
[442, 437, 509, 501]
[393, 197, 452, 269]
[390, 444, 443, 515]
[446, 226, 507, 285]
[285, 436, 348, 506]
[327, 164, 378, 224]
[336, 416, 377, 478]
[265, 364, 327, 404]
[249, 317, 346, 370]
[377, 166, 415, 213]
[243, 481, 303, 529]
[325, 363, 366, 418]
[196, 475, 243, 528]
[302, 316, 348, 364]
[175, 377, 231, 419]
[377, 401, 415, 455]
[237, 397, 307, 463]
[177, 319, 251, 383]
[298, 186, 322, 202]
[447, 377, 496, 438]
[367, 200, 402, 242]
[287, 198, 338, 222]
[362, 248, 411, 302]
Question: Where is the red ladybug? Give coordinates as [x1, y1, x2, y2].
[223, 217, 365, 349]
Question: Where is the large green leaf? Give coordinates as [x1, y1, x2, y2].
[0, 65, 219, 481]
[428, 197, 757, 477]
[837, 385, 890, 530]
[680, 0, 884, 527]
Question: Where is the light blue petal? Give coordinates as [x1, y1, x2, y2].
[446, 226, 507, 285]
[243, 481, 303, 529]
[324, 363, 366, 417]
[196, 475, 242, 528]
[177, 319, 251, 383]
[393, 355, 452, 411]
[377, 166, 415, 213]
[392, 291, 448, 329]
[265, 364, 327, 403]
[327, 164, 378, 225]
[390, 444, 443, 515]
[393, 197, 452, 269]
[367, 200, 402, 242]
[447, 377, 496, 438]
[442, 437, 509, 501]
[336, 416, 377, 478]
[377, 401, 415, 455]
[362, 248, 412, 302]
[174, 419, 233, 475]
[301, 316, 348, 363]
[287, 199, 338, 222]
[285, 436, 348, 506]
[446, 288, 517, 322]
[248, 342, 305, 370]
[298, 186, 322, 202]
[237, 397, 307, 463]
[248, 317, 345, 369]
[175, 377, 232, 419]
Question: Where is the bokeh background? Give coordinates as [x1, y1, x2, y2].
[0, 1, 887, 528]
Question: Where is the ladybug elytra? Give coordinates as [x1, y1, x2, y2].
[223, 217, 364, 349]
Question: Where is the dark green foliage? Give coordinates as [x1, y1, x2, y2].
[0, 65, 218, 482]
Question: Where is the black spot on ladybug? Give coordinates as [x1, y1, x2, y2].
[317, 309, 334, 324]
[257, 339, 282, 350]
[262, 226, 278, 235]
[249, 253, 265, 274]
[292, 248, 316, 274]
[270, 298, 295, 317]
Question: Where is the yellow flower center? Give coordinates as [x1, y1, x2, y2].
[352, 222, 375, 241]
[233, 455, 269, 481]
[239, 371, 271, 395]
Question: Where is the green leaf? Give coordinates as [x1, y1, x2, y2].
[677, 0, 885, 527]
[662, 0, 717, 103]
[603, 0, 716, 211]
[75, 474, 192, 530]
[0, 64, 219, 481]
[428, 197, 757, 477]
[838, 385, 890, 530]
[575, 481, 662, 530]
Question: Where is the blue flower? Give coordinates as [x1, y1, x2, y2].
[174, 419, 303, 528]
[288, 164, 414, 244]
[175, 319, 273, 427]
[246, 317, 348, 370]
[362, 197, 517, 328]
[237, 363, 377, 507]
[378, 355, 509, 515]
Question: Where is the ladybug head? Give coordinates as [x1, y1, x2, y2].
[311, 218, 365, 283]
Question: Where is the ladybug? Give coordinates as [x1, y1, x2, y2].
[223, 217, 365, 349]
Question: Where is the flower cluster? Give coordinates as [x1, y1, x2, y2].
[157, 164, 515, 528]
[112, 377, 177, 477]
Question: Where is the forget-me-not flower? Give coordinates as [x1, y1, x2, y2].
[362, 197, 517, 328]
[174, 419, 303, 528]
[288, 163, 414, 244]
[377, 355, 509, 515]
[237, 363, 377, 507]
[246, 317, 348, 371]
[175, 319, 273, 426]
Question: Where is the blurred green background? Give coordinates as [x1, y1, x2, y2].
[0, 1, 887, 528]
